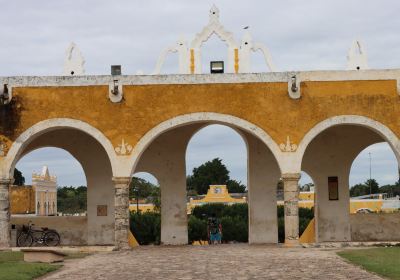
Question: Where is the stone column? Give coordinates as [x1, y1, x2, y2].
[0, 179, 12, 248]
[282, 173, 301, 246]
[246, 131, 280, 244]
[113, 177, 131, 250]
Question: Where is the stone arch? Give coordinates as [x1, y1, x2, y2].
[298, 115, 400, 242]
[296, 115, 400, 170]
[130, 113, 283, 245]
[129, 112, 282, 175]
[3, 118, 118, 245]
[3, 118, 117, 178]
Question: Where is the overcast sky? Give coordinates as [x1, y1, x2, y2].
[4, 1, 400, 187]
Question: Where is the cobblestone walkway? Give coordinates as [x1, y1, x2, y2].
[43, 245, 383, 280]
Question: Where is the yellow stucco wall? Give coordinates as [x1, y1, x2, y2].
[9, 185, 35, 214]
[0, 80, 398, 155]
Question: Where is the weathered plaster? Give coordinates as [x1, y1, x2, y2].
[350, 213, 400, 241]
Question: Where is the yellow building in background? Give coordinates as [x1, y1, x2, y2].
[10, 166, 58, 216]
[129, 185, 400, 214]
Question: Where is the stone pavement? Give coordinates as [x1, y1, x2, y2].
[42, 245, 383, 280]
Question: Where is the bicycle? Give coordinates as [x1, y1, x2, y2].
[17, 221, 61, 247]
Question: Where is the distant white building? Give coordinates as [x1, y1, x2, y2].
[32, 166, 57, 216]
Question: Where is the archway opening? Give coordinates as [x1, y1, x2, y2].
[348, 142, 400, 241]
[131, 116, 281, 245]
[301, 122, 400, 243]
[8, 127, 114, 246]
[14, 147, 86, 216]
[129, 172, 160, 245]
[186, 124, 248, 244]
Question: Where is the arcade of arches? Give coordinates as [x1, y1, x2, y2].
[0, 71, 400, 250]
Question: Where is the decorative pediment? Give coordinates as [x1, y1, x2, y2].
[190, 5, 238, 49]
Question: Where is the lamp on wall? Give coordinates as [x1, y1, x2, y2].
[0, 84, 9, 104]
[210, 61, 224, 73]
[111, 65, 122, 75]
[111, 80, 119, 96]
[291, 75, 298, 92]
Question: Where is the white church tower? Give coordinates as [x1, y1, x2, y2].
[32, 166, 58, 216]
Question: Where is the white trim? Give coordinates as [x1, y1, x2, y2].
[129, 112, 282, 174]
[1, 69, 399, 88]
[297, 115, 400, 168]
[2, 118, 117, 178]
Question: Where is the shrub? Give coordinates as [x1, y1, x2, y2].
[221, 216, 248, 243]
[130, 211, 160, 245]
[188, 216, 207, 243]
[191, 203, 227, 219]
[131, 204, 314, 245]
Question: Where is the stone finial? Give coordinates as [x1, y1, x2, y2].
[153, 36, 189, 75]
[63, 42, 85, 76]
[239, 30, 277, 73]
[209, 4, 220, 21]
[347, 40, 368, 70]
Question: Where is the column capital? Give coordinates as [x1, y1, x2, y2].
[281, 173, 301, 181]
[112, 176, 131, 185]
[0, 178, 13, 186]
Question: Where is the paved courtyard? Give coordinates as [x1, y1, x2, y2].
[42, 245, 382, 280]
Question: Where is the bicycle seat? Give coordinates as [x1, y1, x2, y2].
[41, 227, 49, 231]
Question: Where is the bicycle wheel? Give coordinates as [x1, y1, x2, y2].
[44, 231, 60, 246]
[17, 232, 33, 247]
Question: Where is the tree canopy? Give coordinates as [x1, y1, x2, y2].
[186, 158, 246, 195]
[349, 178, 400, 197]
[13, 168, 25, 186]
[130, 177, 160, 211]
[57, 186, 87, 214]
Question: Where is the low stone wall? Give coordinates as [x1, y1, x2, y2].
[350, 213, 400, 242]
[10, 216, 88, 246]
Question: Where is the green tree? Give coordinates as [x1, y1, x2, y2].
[130, 177, 160, 212]
[226, 179, 246, 193]
[130, 177, 159, 200]
[57, 186, 87, 214]
[350, 179, 379, 197]
[13, 168, 25, 186]
[187, 158, 241, 195]
[380, 184, 400, 197]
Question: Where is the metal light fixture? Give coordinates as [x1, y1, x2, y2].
[111, 80, 119, 95]
[111, 65, 122, 76]
[291, 75, 298, 92]
[0, 84, 9, 105]
[210, 61, 224, 74]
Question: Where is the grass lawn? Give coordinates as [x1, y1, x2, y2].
[338, 247, 400, 280]
[0, 251, 88, 280]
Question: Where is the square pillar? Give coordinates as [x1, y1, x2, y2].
[282, 173, 301, 246]
[0, 179, 12, 248]
[113, 177, 131, 250]
[160, 173, 188, 245]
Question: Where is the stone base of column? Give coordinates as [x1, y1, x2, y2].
[283, 239, 301, 247]
[0, 179, 12, 248]
[282, 173, 301, 246]
[113, 177, 131, 250]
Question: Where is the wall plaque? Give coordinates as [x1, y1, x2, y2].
[97, 205, 108, 216]
[328, 176, 339, 200]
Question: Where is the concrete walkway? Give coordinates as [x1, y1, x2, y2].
[42, 245, 383, 280]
